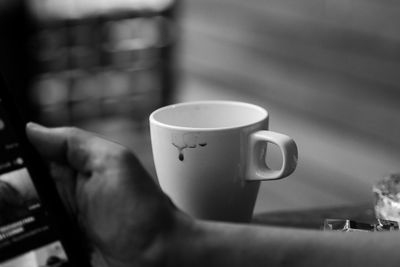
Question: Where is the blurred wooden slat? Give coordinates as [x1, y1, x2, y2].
[184, 0, 400, 92]
[187, 0, 400, 42]
[185, 13, 400, 91]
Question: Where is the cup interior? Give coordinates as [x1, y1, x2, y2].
[150, 101, 267, 129]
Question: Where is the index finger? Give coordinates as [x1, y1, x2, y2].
[26, 123, 95, 172]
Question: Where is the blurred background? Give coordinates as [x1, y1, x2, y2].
[1, 0, 400, 214]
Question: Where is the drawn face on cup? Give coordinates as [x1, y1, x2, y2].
[150, 101, 298, 222]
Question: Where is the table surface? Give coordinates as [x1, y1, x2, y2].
[252, 203, 376, 229]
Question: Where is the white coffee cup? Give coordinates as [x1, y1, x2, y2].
[150, 101, 298, 222]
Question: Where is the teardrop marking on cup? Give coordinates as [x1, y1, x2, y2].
[171, 142, 208, 162]
[172, 143, 186, 161]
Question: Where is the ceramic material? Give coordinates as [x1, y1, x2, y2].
[150, 101, 298, 222]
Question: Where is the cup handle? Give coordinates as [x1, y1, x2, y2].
[245, 130, 298, 181]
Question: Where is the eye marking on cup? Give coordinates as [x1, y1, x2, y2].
[171, 133, 207, 161]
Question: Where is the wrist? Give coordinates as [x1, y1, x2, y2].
[161, 211, 203, 267]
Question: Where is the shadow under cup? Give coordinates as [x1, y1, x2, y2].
[150, 101, 297, 222]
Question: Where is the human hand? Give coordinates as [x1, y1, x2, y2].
[26, 123, 189, 267]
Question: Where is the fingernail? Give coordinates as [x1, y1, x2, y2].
[26, 122, 45, 130]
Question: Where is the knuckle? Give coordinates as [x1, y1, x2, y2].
[67, 129, 83, 148]
[115, 146, 134, 161]
[56, 126, 82, 146]
[110, 146, 139, 168]
[66, 127, 82, 139]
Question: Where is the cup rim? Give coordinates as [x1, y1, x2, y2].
[149, 100, 268, 131]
